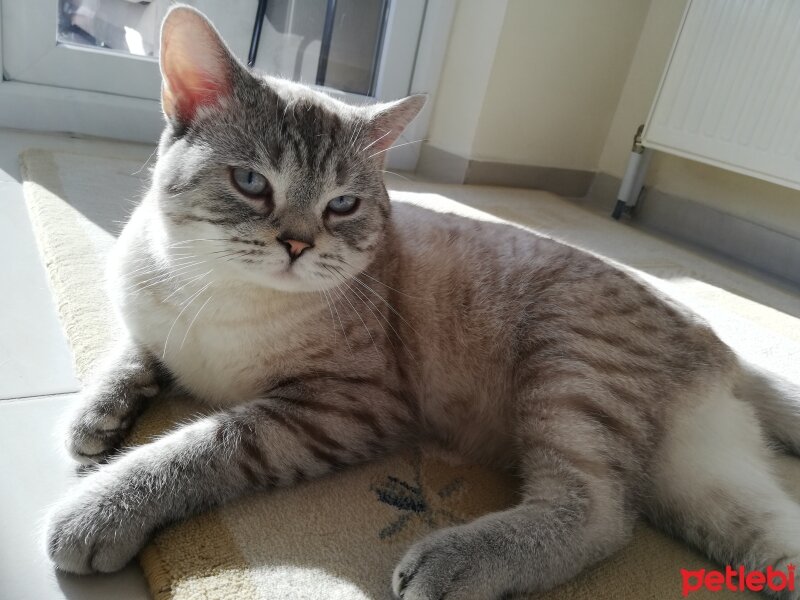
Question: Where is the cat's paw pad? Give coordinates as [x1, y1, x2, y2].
[66, 410, 134, 463]
[45, 482, 147, 574]
[392, 526, 503, 600]
[66, 383, 157, 463]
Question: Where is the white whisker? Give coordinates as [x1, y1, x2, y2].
[336, 268, 421, 338]
[323, 266, 379, 356]
[344, 264, 425, 300]
[131, 147, 158, 176]
[380, 169, 412, 182]
[126, 261, 209, 293]
[320, 290, 338, 339]
[324, 284, 353, 357]
[166, 237, 229, 248]
[162, 270, 213, 303]
[179, 294, 214, 351]
[326, 266, 417, 364]
[162, 281, 212, 360]
[366, 138, 426, 161]
[360, 128, 392, 153]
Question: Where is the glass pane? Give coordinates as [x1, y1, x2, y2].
[57, 0, 390, 97]
[58, 0, 165, 57]
[261, 0, 389, 96]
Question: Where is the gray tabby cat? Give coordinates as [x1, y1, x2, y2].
[46, 6, 800, 599]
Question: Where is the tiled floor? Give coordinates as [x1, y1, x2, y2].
[0, 129, 152, 599]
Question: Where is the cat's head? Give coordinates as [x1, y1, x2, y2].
[150, 6, 424, 293]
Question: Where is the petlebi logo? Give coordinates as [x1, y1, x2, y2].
[682, 565, 796, 596]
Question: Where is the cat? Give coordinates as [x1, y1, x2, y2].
[46, 6, 800, 600]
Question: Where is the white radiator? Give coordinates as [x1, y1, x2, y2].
[642, 0, 800, 192]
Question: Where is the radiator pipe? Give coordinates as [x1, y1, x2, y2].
[612, 124, 653, 220]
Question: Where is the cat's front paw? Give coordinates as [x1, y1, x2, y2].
[392, 525, 508, 600]
[66, 381, 158, 463]
[45, 475, 151, 573]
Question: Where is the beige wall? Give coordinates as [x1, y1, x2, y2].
[597, 0, 685, 177]
[426, 0, 650, 171]
[598, 0, 800, 236]
[472, 0, 651, 171]
[425, 0, 508, 158]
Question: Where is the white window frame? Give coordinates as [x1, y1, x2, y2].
[0, 0, 455, 170]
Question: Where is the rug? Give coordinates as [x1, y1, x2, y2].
[20, 148, 800, 599]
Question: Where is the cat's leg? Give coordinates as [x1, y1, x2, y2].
[392, 452, 634, 599]
[66, 339, 164, 463]
[734, 360, 800, 455]
[46, 377, 413, 573]
[644, 381, 800, 599]
[393, 380, 642, 600]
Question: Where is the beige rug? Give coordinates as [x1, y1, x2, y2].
[21, 148, 800, 599]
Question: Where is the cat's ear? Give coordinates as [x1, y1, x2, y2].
[362, 94, 427, 158]
[159, 6, 238, 123]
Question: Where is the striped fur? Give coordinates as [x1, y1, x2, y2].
[46, 7, 800, 599]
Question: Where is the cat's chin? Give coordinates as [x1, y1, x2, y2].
[227, 258, 362, 294]
[249, 269, 337, 294]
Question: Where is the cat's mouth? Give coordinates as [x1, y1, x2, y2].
[281, 261, 301, 274]
[254, 261, 331, 294]
[274, 262, 307, 280]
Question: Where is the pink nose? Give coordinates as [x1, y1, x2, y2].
[277, 237, 312, 259]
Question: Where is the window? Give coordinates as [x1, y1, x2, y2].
[0, 0, 452, 168]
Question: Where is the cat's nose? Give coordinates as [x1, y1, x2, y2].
[276, 235, 313, 260]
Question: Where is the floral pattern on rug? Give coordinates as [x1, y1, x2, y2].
[371, 451, 467, 541]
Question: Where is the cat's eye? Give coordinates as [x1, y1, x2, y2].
[230, 168, 270, 198]
[326, 195, 359, 216]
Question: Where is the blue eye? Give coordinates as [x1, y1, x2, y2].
[231, 167, 270, 197]
[327, 195, 359, 215]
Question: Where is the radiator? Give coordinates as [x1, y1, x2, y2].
[642, 0, 800, 192]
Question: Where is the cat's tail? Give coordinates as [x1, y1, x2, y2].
[735, 359, 800, 455]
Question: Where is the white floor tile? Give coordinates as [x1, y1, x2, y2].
[0, 394, 150, 600]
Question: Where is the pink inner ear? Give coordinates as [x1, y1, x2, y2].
[160, 20, 232, 122]
[363, 96, 425, 159]
[170, 68, 229, 121]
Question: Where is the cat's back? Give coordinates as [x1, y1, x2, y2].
[380, 201, 733, 428]
[385, 199, 724, 348]
[385, 199, 607, 314]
